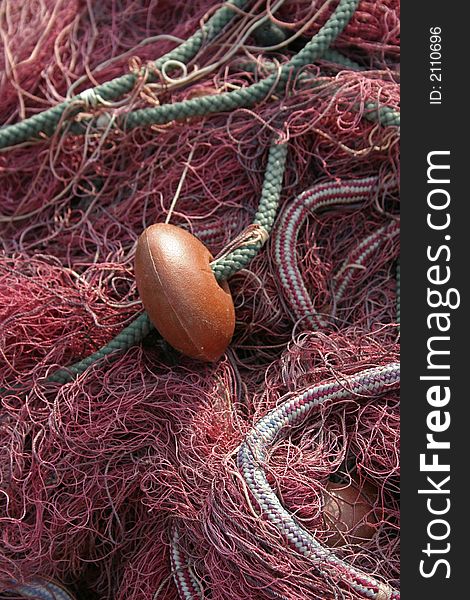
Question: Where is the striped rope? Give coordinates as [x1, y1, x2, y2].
[170, 527, 204, 600]
[237, 363, 400, 600]
[273, 176, 380, 329]
[332, 219, 400, 305]
[5, 579, 75, 600]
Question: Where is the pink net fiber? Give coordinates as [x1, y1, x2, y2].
[1, 1, 400, 598]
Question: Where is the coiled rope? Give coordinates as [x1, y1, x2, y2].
[274, 176, 399, 329]
[1, 3, 399, 599]
[237, 363, 400, 600]
[170, 363, 400, 600]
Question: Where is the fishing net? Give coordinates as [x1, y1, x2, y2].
[0, 1, 400, 598]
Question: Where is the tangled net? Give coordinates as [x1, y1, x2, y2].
[1, 1, 400, 599]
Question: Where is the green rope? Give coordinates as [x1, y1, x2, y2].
[315, 50, 401, 126]
[80, 0, 360, 134]
[47, 313, 153, 384]
[1, 0, 360, 389]
[316, 50, 401, 126]
[0, 0, 250, 150]
[26, 140, 287, 385]
[363, 102, 400, 127]
[237, 55, 401, 127]
[211, 142, 287, 280]
[321, 48, 364, 70]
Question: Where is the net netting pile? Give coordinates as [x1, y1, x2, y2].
[0, 1, 400, 599]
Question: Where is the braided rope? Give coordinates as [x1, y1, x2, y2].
[237, 57, 400, 127]
[170, 526, 291, 600]
[46, 312, 153, 384]
[0, 0, 400, 149]
[321, 48, 364, 70]
[237, 363, 400, 600]
[0, 0, 250, 150]
[5, 579, 75, 600]
[80, 0, 360, 135]
[0, 217, 238, 391]
[210, 142, 287, 280]
[193, 214, 243, 246]
[1, 1, 360, 389]
[332, 219, 400, 304]
[115, 2, 402, 132]
[0, 3, 400, 598]
[273, 176, 380, 329]
[15, 163, 392, 388]
[320, 52, 400, 127]
[27, 140, 286, 386]
[170, 527, 204, 600]
[363, 103, 400, 127]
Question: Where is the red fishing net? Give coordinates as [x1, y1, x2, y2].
[1, 1, 400, 598]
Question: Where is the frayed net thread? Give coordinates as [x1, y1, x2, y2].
[1, 330, 399, 599]
[1, 0, 400, 598]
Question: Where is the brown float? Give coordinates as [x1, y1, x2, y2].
[135, 223, 235, 361]
[323, 479, 379, 548]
